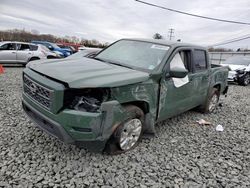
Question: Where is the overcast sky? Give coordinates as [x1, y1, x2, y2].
[1, 0, 250, 49]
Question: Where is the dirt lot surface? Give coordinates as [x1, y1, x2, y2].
[0, 68, 250, 188]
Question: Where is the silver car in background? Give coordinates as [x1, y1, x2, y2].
[66, 48, 102, 59]
[0, 41, 47, 65]
[222, 56, 250, 86]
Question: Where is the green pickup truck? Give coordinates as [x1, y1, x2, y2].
[22, 39, 228, 153]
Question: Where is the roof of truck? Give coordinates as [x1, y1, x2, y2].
[122, 38, 206, 49]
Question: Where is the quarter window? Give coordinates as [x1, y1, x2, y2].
[29, 45, 38, 51]
[193, 50, 207, 71]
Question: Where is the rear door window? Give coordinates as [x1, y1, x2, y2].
[18, 44, 31, 51]
[193, 50, 207, 71]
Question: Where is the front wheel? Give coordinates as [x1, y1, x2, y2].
[118, 118, 143, 151]
[104, 105, 144, 154]
[200, 88, 220, 113]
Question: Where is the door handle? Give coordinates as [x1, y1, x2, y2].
[12, 51, 16, 54]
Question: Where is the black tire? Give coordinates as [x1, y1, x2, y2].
[238, 73, 250, 86]
[104, 105, 144, 154]
[200, 88, 220, 113]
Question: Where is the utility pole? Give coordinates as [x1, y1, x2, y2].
[168, 28, 174, 40]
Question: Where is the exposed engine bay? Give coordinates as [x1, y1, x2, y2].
[65, 88, 110, 112]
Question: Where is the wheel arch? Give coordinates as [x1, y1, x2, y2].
[120, 101, 155, 135]
[121, 100, 150, 114]
[213, 83, 221, 92]
[29, 56, 40, 62]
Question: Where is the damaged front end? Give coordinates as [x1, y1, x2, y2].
[64, 88, 110, 113]
[62, 88, 127, 151]
[228, 67, 248, 83]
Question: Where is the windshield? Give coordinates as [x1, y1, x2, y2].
[49, 43, 60, 49]
[224, 56, 250, 66]
[33, 41, 59, 49]
[39, 45, 50, 52]
[95, 40, 170, 70]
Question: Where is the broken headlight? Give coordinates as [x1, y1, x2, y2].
[64, 88, 110, 112]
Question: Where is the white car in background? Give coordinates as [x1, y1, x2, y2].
[38, 44, 62, 59]
[221, 56, 250, 86]
[0, 41, 48, 65]
[66, 48, 102, 59]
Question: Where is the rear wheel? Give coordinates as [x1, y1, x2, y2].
[104, 105, 144, 154]
[238, 73, 250, 86]
[200, 88, 220, 113]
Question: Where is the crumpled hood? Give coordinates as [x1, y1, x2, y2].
[28, 57, 149, 88]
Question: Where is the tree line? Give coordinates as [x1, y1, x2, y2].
[0, 29, 108, 48]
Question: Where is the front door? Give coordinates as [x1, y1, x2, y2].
[158, 49, 197, 121]
[0, 43, 17, 63]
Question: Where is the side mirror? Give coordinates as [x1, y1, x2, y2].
[169, 67, 188, 78]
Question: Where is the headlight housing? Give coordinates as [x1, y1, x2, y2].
[64, 88, 110, 112]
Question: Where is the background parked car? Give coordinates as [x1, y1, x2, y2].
[31, 41, 72, 57]
[38, 45, 61, 59]
[0, 41, 47, 65]
[78, 46, 87, 51]
[57, 42, 82, 51]
[66, 48, 102, 59]
[57, 44, 78, 53]
[222, 56, 250, 86]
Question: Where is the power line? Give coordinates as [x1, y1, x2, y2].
[211, 35, 250, 47]
[135, 0, 250, 26]
[212, 34, 250, 46]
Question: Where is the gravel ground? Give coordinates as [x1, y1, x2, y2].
[0, 68, 250, 188]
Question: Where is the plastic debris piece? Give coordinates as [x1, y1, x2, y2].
[196, 119, 212, 125]
[216, 124, 224, 132]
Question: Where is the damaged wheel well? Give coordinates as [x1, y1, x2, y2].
[213, 84, 221, 92]
[121, 101, 150, 114]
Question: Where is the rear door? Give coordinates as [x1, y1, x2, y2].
[191, 49, 209, 105]
[16, 43, 33, 63]
[0, 43, 17, 63]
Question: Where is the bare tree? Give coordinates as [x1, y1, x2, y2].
[0, 29, 108, 48]
[153, 33, 163, 39]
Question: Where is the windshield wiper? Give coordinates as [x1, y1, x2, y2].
[94, 57, 134, 70]
[107, 61, 134, 70]
[93, 57, 107, 62]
